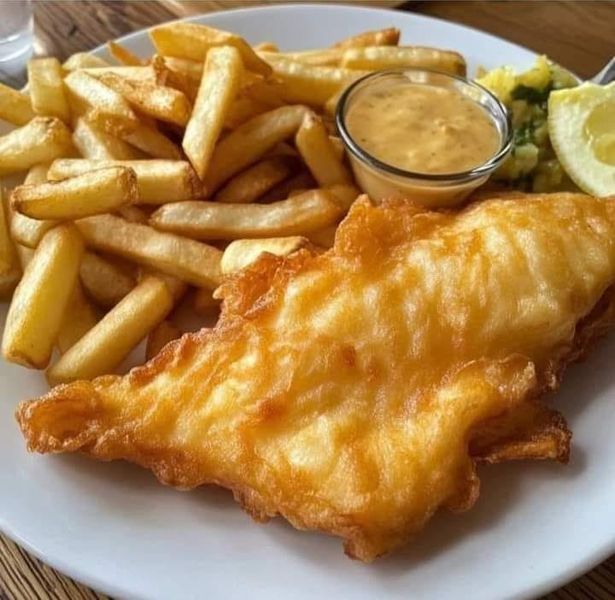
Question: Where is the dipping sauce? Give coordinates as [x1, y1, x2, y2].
[345, 81, 501, 175]
[337, 69, 511, 208]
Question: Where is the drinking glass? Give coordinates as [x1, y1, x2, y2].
[0, 0, 33, 63]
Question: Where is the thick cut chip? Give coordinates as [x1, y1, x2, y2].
[0, 117, 74, 176]
[28, 57, 70, 122]
[149, 22, 271, 76]
[0, 82, 35, 126]
[182, 45, 243, 180]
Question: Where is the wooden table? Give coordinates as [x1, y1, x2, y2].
[1, 1, 614, 598]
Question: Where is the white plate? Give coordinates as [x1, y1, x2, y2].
[1, 5, 614, 600]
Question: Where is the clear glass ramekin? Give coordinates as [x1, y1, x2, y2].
[336, 68, 512, 207]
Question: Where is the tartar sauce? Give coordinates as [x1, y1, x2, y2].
[346, 81, 500, 175]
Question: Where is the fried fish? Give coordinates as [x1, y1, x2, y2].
[16, 192, 615, 561]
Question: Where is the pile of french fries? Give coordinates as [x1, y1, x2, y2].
[0, 22, 465, 386]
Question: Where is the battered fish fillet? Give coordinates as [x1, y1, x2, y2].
[16, 193, 615, 561]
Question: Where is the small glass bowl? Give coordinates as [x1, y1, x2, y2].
[336, 68, 512, 208]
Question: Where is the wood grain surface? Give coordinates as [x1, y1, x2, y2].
[1, 2, 614, 599]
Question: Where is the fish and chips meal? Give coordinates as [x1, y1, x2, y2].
[1, 20, 614, 560]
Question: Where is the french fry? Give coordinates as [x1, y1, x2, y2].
[12, 166, 138, 220]
[81, 64, 165, 85]
[63, 52, 110, 70]
[264, 56, 368, 106]
[216, 156, 294, 204]
[150, 22, 271, 76]
[306, 224, 337, 248]
[137, 269, 187, 302]
[224, 96, 272, 129]
[122, 122, 182, 160]
[259, 49, 343, 67]
[150, 187, 344, 240]
[107, 40, 144, 66]
[260, 170, 316, 203]
[205, 105, 308, 192]
[79, 251, 136, 308]
[161, 56, 203, 86]
[0, 117, 74, 176]
[221, 236, 310, 274]
[145, 319, 181, 360]
[341, 46, 467, 76]
[253, 42, 279, 53]
[48, 159, 201, 204]
[57, 282, 98, 354]
[183, 46, 243, 179]
[9, 164, 57, 248]
[0, 188, 20, 299]
[72, 117, 140, 160]
[47, 275, 174, 384]
[333, 27, 401, 48]
[64, 71, 139, 135]
[295, 113, 352, 186]
[76, 214, 222, 288]
[0, 82, 35, 126]
[193, 286, 220, 316]
[27, 57, 70, 122]
[98, 73, 192, 127]
[2, 224, 83, 368]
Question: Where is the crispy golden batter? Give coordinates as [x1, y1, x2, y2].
[16, 192, 615, 561]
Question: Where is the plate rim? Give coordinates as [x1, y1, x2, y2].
[1, 4, 612, 599]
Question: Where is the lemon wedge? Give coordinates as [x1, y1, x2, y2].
[548, 81, 615, 197]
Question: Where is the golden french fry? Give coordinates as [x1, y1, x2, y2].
[47, 275, 174, 384]
[224, 96, 272, 129]
[253, 42, 279, 53]
[264, 56, 368, 106]
[81, 64, 165, 85]
[8, 164, 57, 248]
[137, 268, 187, 302]
[221, 236, 310, 274]
[150, 22, 271, 76]
[205, 105, 308, 193]
[260, 170, 316, 203]
[0, 82, 35, 126]
[150, 187, 344, 240]
[57, 282, 98, 354]
[341, 46, 466, 76]
[72, 117, 141, 160]
[80, 251, 136, 308]
[64, 71, 139, 135]
[48, 159, 201, 204]
[107, 40, 144, 66]
[63, 52, 110, 70]
[76, 214, 222, 288]
[0, 117, 74, 176]
[145, 319, 181, 360]
[122, 122, 182, 160]
[0, 188, 20, 299]
[161, 56, 203, 85]
[2, 224, 83, 368]
[306, 224, 337, 248]
[12, 166, 138, 220]
[98, 73, 192, 127]
[295, 113, 352, 186]
[333, 27, 401, 48]
[183, 46, 243, 179]
[259, 49, 342, 67]
[216, 156, 294, 204]
[27, 57, 70, 122]
[265, 141, 299, 159]
[193, 286, 220, 316]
